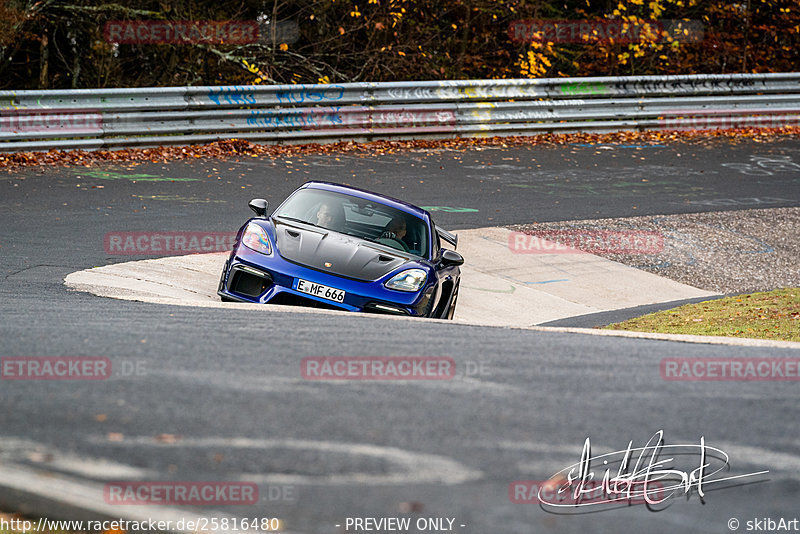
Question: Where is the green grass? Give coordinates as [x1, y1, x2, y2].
[604, 287, 800, 342]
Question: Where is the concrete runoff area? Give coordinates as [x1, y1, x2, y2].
[455, 227, 717, 325]
[509, 207, 800, 295]
[65, 226, 716, 327]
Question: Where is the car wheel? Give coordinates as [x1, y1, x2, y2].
[444, 282, 459, 320]
[218, 262, 231, 301]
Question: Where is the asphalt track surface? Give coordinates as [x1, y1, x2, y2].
[1, 138, 800, 533]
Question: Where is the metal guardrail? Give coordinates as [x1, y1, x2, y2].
[1, 73, 799, 152]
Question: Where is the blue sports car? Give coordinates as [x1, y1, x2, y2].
[218, 181, 464, 319]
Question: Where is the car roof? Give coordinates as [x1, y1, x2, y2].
[300, 181, 430, 221]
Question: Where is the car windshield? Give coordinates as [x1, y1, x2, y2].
[274, 188, 429, 258]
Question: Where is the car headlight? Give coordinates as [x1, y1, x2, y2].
[385, 269, 427, 292]
[241, 222, 272, 255]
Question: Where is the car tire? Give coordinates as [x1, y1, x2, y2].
[419, 291, 436, 318]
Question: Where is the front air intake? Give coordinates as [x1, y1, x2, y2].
[229, 267, 273, 298]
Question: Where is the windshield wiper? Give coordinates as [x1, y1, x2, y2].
[274, 215, 323, 229]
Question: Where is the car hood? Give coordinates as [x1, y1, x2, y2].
[272, 219, 414, 281]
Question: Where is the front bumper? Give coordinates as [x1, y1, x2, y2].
[217, 248, 434, 317]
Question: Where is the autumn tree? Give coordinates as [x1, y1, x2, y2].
[0, 0, 797, 89]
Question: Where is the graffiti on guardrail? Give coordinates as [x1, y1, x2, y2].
[208, 86, 256, 106]
[371, 110, 455, 128]
[560, 83, 607, 96]
[618, 79, 766, 97]
[247, 108, 343, 128]
[246, 108, 456, 130]
[276, 85, 345, 104]
[559, 77, 766, 98]
[469, 108, 560, 121]
[1, 74, 799, 152]
[382, 76, 770, 102]
[437, 84, 550, 100]
[385, 87, 440, 101]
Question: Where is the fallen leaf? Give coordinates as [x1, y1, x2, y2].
[155, 433, 181, 443]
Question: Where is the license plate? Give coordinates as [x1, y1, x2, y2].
[295, 279, 346, 303]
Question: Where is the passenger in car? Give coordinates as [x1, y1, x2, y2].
[314, 202, 346, 231]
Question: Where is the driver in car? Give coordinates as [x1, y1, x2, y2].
[377, 216, 410, 252]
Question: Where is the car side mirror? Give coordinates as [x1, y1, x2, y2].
[249, 198, 269, 217]
[440, 249, 464, 267]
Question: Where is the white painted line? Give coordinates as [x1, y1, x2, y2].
[524, 325, 800, 349]
[86, 436, 483, 486]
